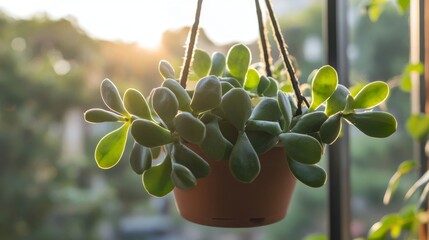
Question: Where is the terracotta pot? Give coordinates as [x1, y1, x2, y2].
[173, 145, 296, 228]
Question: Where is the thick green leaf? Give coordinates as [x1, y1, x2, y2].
[263, 77, 279, 97]
[353, 81, 389, 109]
[173, 112, 206, 144]
[246, 120, 281, 136]
[279, 132, 322, 165]
[257, 76, 270, 96]
[142, 155, 174, 197]
[288, 158, 326, 188]
[220, 77, 241, 88]
[325, 84, 350, 116]
[129, 142, 152, 175]
[190, 76, 222, 114]
[221, 88, 252, 130]
[278, 91, 293, 131]
[200, 119, 233, 160]
[229, 132, 260, 183]
[250, 98, 282, 122]
[344, 112, 397, 138]
[320, 112, 342, 144]
[226, 44, 251, 84]
[100, 79, 127, 115]
[84, 108, 122, 123]
[131, 119, 173, 148]
[309, 65, 338, 111]
[161, 79, 192, 112]
[247, 131, 278, 155]
[349, 83, 365, 97]
[95, 123, 130, 169]
[406, 114, 429, 139]
[173, 143, 210, 178]
[123, 88, 152, 120]
[244, 68, 260, 91]
[221, 81, 234, 95]
[171, 163, 197, 189]
[151, 146, 162, 159]
[209, 52, 226, 76]
[193, 49, 212, 78]
[291, 111, 328, 134]
[152, 87, 178, 129]
[367, 1, 387, 22]
[159, 60, 175, 79]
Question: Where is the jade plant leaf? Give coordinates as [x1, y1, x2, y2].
[325, 84, 350, 116]
[247, 130, 278, 155]
[257, 76, 270, 96]
[209, 52, 226, 76]
[279, 132, 322, 165]
[193, 49, 212, 78]
[190, 76, 222, 114]
[220, 77, 241, 88]
[123, 88, 152, 120]
[288, 158, 327, 188]
[344, 112, 397, 138]
[129, 142, 152, 175]
[244, 68, 260, 91]
[173, 143, 210, 178]
[263, 77, 279, 97]
[221, 88, 252, 130]
[100, 79, 127, 115]
[200, 119, 233, 160]
[250, 98, 282, 122]
[291, 112, 328, 134]
[151, 146, 162, 159]
[278, 91, 293, 131]
[229, 132, 260, 183]
[309, 65, 338, 111]
[131, 119, 173, 148]
[173, 112, 206, 144]
[353, 81, 389, 109]
[142, 155, 174, 197]
[161, 79, 192, 112]
[226, 44, 251, 84]
[152, 87, 179, 128]
[159, 60, 175, 79]
[171, 163, 197, 189]
[84, 108, 122, 123]
[246, 120, 282, 136]
[221, 81, 234, 95]
[319, 112, 343, 144]
[95, 122, 130, 169]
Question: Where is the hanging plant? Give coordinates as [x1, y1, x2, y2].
[83, 0, 397, 227]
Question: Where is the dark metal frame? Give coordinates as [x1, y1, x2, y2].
[324, 0, 350, 239]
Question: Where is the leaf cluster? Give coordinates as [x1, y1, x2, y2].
[85, 44, 397, 197]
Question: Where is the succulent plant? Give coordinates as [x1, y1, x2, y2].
[84, 44, 397, 197]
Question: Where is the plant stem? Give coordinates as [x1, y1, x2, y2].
[179, 0, 203, 89]
[255, 0, 272, 77]
[264, 0, 309, 115]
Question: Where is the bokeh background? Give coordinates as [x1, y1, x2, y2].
[0, 0, 417, 239]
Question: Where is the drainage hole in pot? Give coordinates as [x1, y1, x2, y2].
[249, 217, 266, 224]
[212, 217, 233, 221]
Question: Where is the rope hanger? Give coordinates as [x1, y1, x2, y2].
[179, 0, 309, 114]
